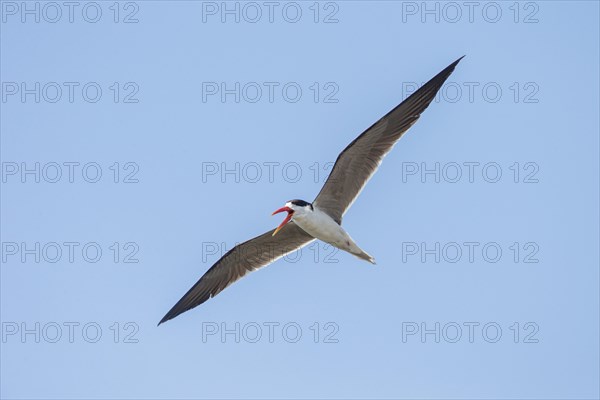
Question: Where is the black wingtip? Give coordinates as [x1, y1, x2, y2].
[157, 314, 170, 327]
[425, 56, 464, 88]
[448, 55, 465, 69]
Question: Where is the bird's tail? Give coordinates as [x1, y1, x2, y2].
[353, 249, 376, 265]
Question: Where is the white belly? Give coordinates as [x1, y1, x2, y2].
[292, 207, 355, 250]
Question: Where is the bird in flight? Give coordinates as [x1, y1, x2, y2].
[159, 56, 463, 325]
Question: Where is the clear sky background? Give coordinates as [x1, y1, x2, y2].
[1, 1, 599, 399]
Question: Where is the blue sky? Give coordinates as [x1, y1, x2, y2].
[1, 1, 599, 399]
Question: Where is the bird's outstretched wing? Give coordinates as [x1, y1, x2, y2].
[158, 222, 314, 325]
[313, 57, 463, 224]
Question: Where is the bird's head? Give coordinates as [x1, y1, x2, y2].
[271, 199, 313, 236]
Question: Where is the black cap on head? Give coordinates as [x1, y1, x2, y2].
[289, 199, 313, 209]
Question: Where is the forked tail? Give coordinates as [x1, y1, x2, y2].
[353, 249, 376, 265]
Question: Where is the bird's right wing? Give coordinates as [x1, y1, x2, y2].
[313, 57, 463, 224]
[159, 222, 314, 325]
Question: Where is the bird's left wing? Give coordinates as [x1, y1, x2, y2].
[313, 57, 463, 224]
[158, 222, 314, 325]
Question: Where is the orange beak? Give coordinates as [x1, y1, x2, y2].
[272, 206, 293, 236]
